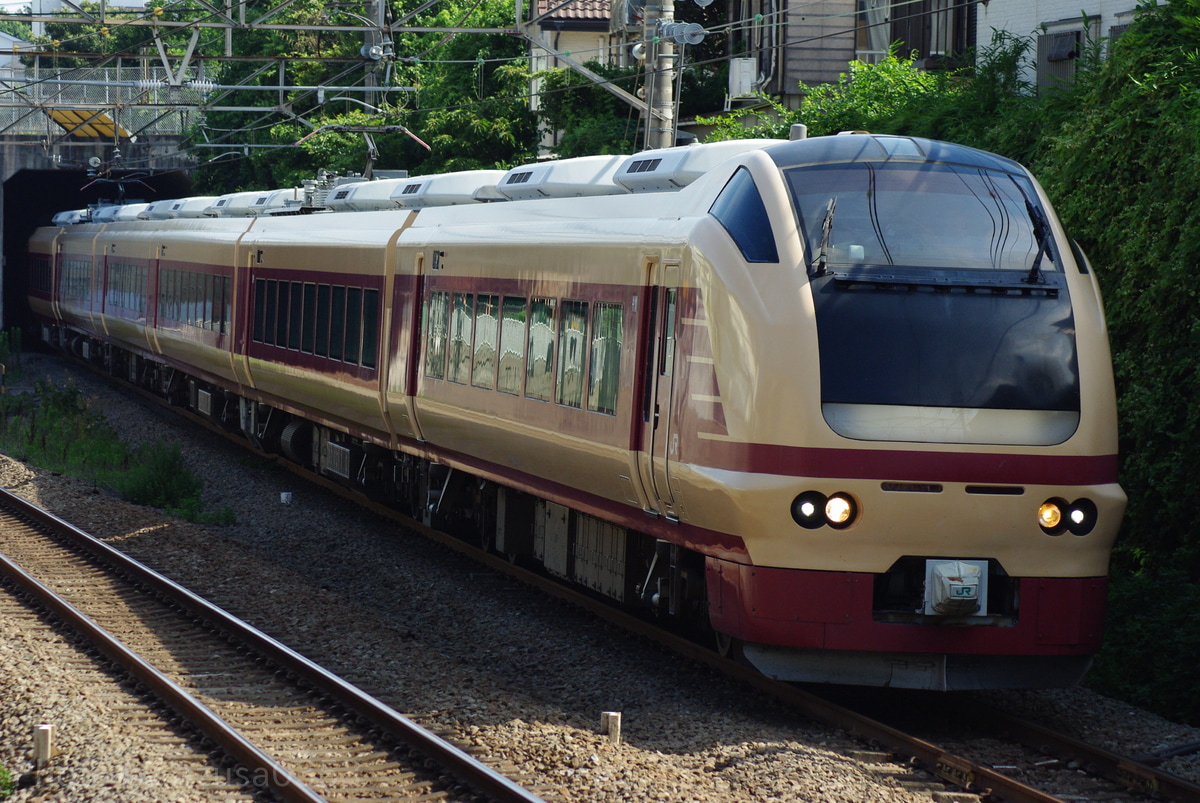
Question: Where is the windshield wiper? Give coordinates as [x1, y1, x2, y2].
[810, 196, 837, 277]
[1009, 176, 1057, 284]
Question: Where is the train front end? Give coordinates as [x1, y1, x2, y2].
[699, 135, 1126, 690]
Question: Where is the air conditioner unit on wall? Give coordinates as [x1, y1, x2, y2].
[728, 57, 758, 98]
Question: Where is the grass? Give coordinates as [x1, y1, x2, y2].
[0, 376, 235, 526]
[0, 766, 13, 799]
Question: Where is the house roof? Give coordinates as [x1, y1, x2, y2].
[536, 0, 611, 23]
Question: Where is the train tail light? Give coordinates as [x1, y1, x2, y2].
[791, 491, 859, 529]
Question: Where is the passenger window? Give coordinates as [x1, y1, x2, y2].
[289, 282, 304, 347]
[315, 285, 331, 357]
[301, 283, 316, 352]
[361, 288, 379, 368]
[330, 286, 346, 361]
[556, 300, 587, 408]
[526, 297, 556, 401]
[425, 290, 450, 379]
[588, 302, 623, 415]
[448, 292, 474, 384]
[276, 280, 292, 345]
[498, 296, 527, 395]
[472, 294, 499, 389]
[263, 279, 277, 345]
[345, 287, 362, 364]
[709, 167, 779, 263]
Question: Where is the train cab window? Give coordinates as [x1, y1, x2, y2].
[472, 294, 499, 389]
[361, 288, 379, 368]
[556, 300, 588, 408]
[345, 287, 363, 364]
[709, 167, 779, 264]
[425, 290, 450, 379]
[330, 286, 346, 361]
[787, 162, 1053, 272]
[498, 296, 527, 395]
[316, 285, 331, 357]
[526, 297, 556, 402]
[448, 292, 474, 384]
[588, 303, 623, 415]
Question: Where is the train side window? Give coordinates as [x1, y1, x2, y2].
[301, 283, 316, 352]
[660, 289, 677, 377]
[255, 277, 267, 338]
[472, 294, 499, 389]
[288, 282, 304, 347]
[588, 302, 623, 415]
[331, 286, 346, 361]
[709, 167, 779, 263]
[448, 292, 474, 383]
[139, 265, 148, 315]
[206, 273, 217, 330]
[345, 287, 363, 364]
[189, 272, 202, 330]
[361, 288, 379, 368]
[315, 284, 331, 357]
[219, 276, 231, 335]
[526, 297, 556, 402]
[556, 300, 587, 408]
[274, 280, 290, 346]
[425, 290, 450, 379]
[497, 296, 527, 395]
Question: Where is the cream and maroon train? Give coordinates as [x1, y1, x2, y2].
[27, 133, 1126, 690]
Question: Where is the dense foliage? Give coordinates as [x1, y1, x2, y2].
[703, 3, 1200, 723]
[0, 376, 234, 525]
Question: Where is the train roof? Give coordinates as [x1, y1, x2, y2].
[614, 139, 784, 193]
[497, 154, 628, 200]
[393, 170, 508, 208]
[47, 135, 1029, 229]
[205, 188, 299, 217]
[764, 133, 1026, 174]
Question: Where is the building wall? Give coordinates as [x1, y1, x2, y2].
[977, 0, 1139, 85]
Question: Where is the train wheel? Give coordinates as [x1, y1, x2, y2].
[715, 631, 743, 660]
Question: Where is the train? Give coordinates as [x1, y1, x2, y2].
[26, 131, 1126, 690]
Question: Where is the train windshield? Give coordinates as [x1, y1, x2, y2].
[787, 162, 1056, 273]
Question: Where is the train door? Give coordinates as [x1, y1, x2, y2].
[639, 260, 681, 518]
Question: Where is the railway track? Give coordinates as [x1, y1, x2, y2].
[6, 356, 1199, 803]
[0, 486, 547, 803]
[430, 517, 1200, 803]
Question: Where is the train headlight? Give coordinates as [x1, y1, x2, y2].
[825, 493, 857, 529]
[791, 491, 859, 529]
[1065, 498, 1098, 536]
[1038, 498, 1067, 535]
[791, 491, 827, 529]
